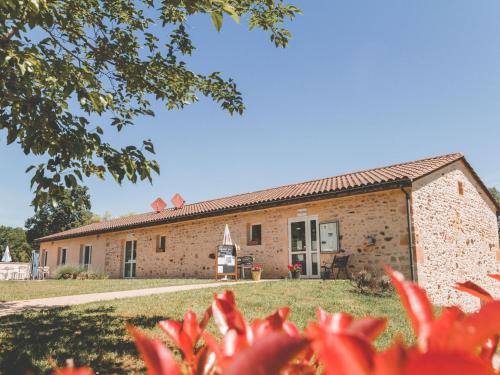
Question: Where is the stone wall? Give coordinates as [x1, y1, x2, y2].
[40, 189, 411, 280]
[411, 160, 500, 311]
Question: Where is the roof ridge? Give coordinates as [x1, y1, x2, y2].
[87, 152, 466, 221]
[38, 152, 465, 241]
[177, 152, 464, 206]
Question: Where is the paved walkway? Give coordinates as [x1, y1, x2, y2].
[0, 280, 271, 317]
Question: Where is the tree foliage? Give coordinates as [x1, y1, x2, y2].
[25, 186, 94, 248]
[0, 225, 32, 262]
[0, 0, 300, 209]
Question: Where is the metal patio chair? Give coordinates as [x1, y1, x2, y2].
[237, 255, 254, 279]
[321, 254, 350, 280]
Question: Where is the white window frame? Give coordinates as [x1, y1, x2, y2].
[42, 249, 48, 267]
[61, 248, 67, 265]
[83, 245, 92, 269]
[123, 240, 137, 278]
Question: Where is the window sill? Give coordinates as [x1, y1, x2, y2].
[247, 241, 261, 246]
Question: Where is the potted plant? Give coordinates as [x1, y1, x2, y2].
[288, 263, 302, 279]
[251, 264, 263, 281]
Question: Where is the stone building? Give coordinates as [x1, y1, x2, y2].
[38, 153, 499, 309]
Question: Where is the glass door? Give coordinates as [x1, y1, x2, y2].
[124, 240, 137, 278]
[288, 216, 319, 278]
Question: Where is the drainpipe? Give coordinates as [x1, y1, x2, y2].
[401, 186, 415, 281]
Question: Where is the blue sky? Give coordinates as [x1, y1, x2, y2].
[1, 0, 500, 227]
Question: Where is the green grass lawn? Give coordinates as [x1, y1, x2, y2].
[0, 279, 216, 302]
[0, 280, 414, 374]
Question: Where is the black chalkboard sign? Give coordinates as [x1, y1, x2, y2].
[216, 244, 238, 279]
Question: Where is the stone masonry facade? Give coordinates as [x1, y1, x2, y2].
[41, 189, 411, 280]
[411, 160, 499, 311]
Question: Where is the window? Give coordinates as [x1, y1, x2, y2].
[124, 240, 137, 278]
[157, 235, 166, 252]
[61, 248, 67, 265]
[57, 248, 67, 265]
[248, 224, 262, 245]
[319, 222, 340, 252]
[42, 250, 48, 266]
[81, 245, 92, 269]
[458, 181, 464, 196]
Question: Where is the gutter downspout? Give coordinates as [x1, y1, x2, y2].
[401, 186, 415, 281]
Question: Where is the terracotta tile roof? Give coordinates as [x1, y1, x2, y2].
[38, 152, 467, 242]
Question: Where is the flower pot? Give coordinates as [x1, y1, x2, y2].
[251, 270, 262, 281]
[291, 271, 301, 280]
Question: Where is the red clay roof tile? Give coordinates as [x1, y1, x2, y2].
[38, 153, 469, 242]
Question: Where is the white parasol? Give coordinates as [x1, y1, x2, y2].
[1, 245, 12, 262]
[222, 224, 233, 246]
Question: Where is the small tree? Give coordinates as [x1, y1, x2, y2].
[25, 186, 94, 249]
[1, 0, 301, 209]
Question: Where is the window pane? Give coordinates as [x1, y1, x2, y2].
[251, 225, 261, 243]
[132, 263, 136, 277]
[125, 241, 132, 261]
[291, 254, 307, 275]
[132, 241, 137, 260]
[160, 236, 166, 250]
[311, 253, 318, 275]
[84, 246, 91, 265]
[310, 220, 317, 252]
[125, 263, 131, 278]
[61, 249, 66, 265]
[291, 221, 306, 252]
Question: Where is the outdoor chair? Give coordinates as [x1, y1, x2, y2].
[237, 255, 254, 279]
[39, 266, 50, 280]
[321, 254, 350, 280]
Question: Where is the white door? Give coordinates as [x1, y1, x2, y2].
[124, 240, 137, 278]
[288, 216, 320, 278]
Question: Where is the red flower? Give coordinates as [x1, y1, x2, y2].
[127, 324, 181, 375]
[52, 370, 94, 375]
[119, 267, 500, 375]
[158, 309, 208, 362]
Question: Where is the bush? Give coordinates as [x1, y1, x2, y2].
[55, 271, 500, 375]
[352, 269, 393, 295]
[76, 271, 109, 280]
[52, 264, 86, 280]
[52, 265, 108, 280]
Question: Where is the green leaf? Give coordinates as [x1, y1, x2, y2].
[222, 4, 240, 24]
[211, 11, 223, 32]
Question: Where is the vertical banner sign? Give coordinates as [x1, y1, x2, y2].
[216, 244, 238, 280]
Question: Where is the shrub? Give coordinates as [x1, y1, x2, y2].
[54, 270, 500, 375]
[352, 269, 393, 295]
[52, 264, 86, 280]
[76, 271, 109, 280]
[52, 265, 109, 280]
